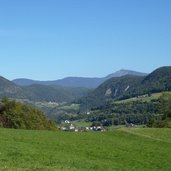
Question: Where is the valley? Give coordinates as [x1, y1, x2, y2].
[1, 66, 171, 130]
[1, 0, 171, 170]
[0, 66, 171, 171]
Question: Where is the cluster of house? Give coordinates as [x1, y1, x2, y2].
[60, 120, 105, 132]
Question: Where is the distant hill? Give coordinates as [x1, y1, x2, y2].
[0, 76, 91, 102]
[0, 76, 25, 99]
[79, 66, 171, 109]
[12, 78, 37, 86]
[22, 84, 91, 102]
[2, 67, 168, 104]
[105, 69, 147, 80]
[13, 69, 147, 88]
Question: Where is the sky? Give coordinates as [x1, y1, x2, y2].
[0, 0, 171, 80]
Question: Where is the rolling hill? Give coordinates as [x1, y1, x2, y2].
[0, 69, 147, 102]
[13, 69, 147, 88]
[22, 84, 91, 102]
[0, 67, 169, 104]
[0, 76, 25, 99]
[0, 76, 91, 102]
[80, 66, 171, 109]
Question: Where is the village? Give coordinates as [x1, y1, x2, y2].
[59, 120, 137, 132]
[59, 120, 106, 132]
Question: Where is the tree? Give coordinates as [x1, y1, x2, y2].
[160, 93, 171, 119]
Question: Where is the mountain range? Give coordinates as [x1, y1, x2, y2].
[0, 69, 147, 102]
[1, 67, 170, 104]
[79, 66, 171, 109]
[0, 76, 91, 102]
[12, 69, 147, 88]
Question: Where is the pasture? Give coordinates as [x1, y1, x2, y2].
[0, 128, 170, 171]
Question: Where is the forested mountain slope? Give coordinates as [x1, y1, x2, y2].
[79, 66, 171, 109]
[0, 76, 91, 102]
[13, 69, 147, 88]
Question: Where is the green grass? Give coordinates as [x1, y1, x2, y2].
[114, 92, 164, 104]
[71, 120, 92, 128]
[120, 127, 171, 143]
[57, 104, 80, 110]
[0, 128, 171, 171]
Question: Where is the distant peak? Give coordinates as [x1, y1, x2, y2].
[118, 69, 135, 72]
[105, 69, 147, 79]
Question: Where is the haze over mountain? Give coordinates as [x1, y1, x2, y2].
[13, 69, 147, 88]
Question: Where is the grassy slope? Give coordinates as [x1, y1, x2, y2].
[0, 128, 171, 171]
[114, 92, 163, 104]
[71, 120, 92, 128]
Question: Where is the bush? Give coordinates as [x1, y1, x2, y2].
[0, 98, 57, 130]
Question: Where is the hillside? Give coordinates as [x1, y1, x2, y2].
[0, 98, 56, 130]
[105, 69, 147, 79]
[0, 69, 147, 102]
[22, 84, 91, 102]
[0, 76, 91, 102]
[80, 66, 171, 109]
[0, 76, 26, 99]
[13, 69, 147, 88]
[142, 66, 171, 92]
[0, 128, 170, 171]
[79, 75, 143, 109]
[87, 92, 167, 126]
[1, 66, 170, 106]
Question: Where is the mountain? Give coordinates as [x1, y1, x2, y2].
[13, 69, 147, 88]
[0, 76, 91, 102]
[105, 69, 147, 80]
[79, 66, 171, 109]
[50, 77, 103, 88]
[0, 76, 25, 98]
[12, 78, 37, 86]
[22, 84, 91, 102]
[0, 69, 149, 103]
[79, 75, 144, 109]
[12, 77, 103, 88]
[142, 66, 171, 88]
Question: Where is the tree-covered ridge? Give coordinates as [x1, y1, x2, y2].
[22, 84, 91, 102]
[0, 76, 24, 97]
[78, 75, 142, 110]
[13, 69, 147, 88]
[0, 76, 91, 102]
[142, 66, 171, 92]
[84, 92, 171, 128]
[80, 66, 171, 109]
[0, 98, 57, 130]
[147, 92, 171, 128]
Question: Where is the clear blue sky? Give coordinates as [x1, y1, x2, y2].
[0, 0, 171, 80]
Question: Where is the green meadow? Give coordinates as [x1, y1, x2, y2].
[114, 92, 164, 104]
[0, 128, 171, 171]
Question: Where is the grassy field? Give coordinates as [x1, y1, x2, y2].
[0, 128, 171, 171]
[71, 120, 92, 128]
[114, 92, 167, 104]
[57, 104, 80, 111]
